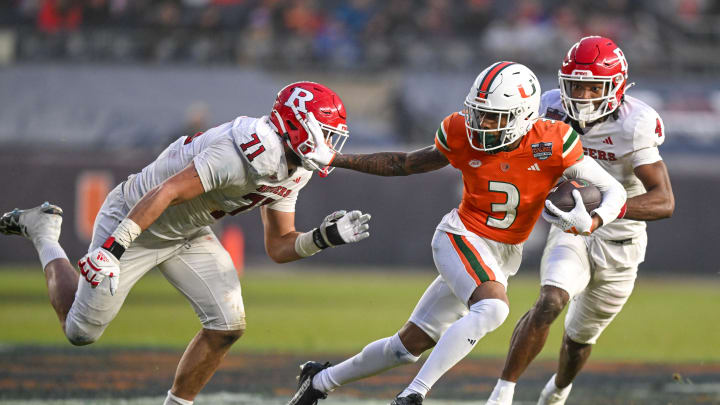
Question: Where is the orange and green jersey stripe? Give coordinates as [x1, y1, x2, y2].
[436, 124, 450, 151]
[562, 127, 580, 158]
[446, 232, 496, 284]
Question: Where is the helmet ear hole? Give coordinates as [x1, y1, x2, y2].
[286, 120, 298, 131]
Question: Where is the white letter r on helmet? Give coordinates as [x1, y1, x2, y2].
[285, 87, 314, 114]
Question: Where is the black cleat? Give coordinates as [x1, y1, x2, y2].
[390, 393, 424, 405]
[286, 361, 332, 405]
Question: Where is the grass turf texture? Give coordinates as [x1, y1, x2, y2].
[0, 265, 718, 363]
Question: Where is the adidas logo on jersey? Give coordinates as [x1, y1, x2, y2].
[602, 136, 613, 145]
[527, 163, 540, 171]
[467, 338, 477, 345]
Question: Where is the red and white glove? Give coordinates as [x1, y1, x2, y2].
[78, 238, 124, 295]
[542, 189, 595, 236]
[299, 112, 336, 174]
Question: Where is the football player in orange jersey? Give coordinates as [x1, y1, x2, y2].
[286, 62, 627, 405]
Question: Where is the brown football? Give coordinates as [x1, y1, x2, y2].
[545, 179, 601, 216]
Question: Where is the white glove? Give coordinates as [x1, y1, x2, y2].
[313, 209, 371, 248]
[542, 189, 595, 236]
[78, 246, 120, 295]
[299, 112, 336, 172]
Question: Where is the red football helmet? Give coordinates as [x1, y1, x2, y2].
[269, 81, 348, 177]
[559, 36, 632, 125]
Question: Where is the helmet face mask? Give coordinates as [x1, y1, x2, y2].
[559, 36, 630, 126]
[317, 121, 349, 159]
[269, 82, 348, 176]
[293, 117, 349, 174]
[560, 72, 625, 124]
[463, 105, 517, 152]
[464, 62, 541, 153]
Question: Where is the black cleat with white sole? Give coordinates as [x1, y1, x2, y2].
[286, 361, 331, 405]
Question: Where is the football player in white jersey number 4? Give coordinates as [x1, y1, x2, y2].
[0, 82, 371, 405]
[486, 37, 675, 405]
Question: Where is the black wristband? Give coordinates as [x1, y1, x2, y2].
[312, 228, 330, 249]
[323, 223, 346, 246]
[101, 237, 126, 259]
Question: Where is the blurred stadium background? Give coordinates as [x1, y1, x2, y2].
[1, 0, 719, 404]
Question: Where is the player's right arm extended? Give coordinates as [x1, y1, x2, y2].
[78, 162, 205, 295]
[300, 114, 449, 176]
[331, 145, 450, 176]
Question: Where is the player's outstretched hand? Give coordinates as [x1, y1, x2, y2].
[542, 189, 594, 236]
[315, 209, 371, 247]
[78, 246, 120, 295]
[300, 112, 336, 172]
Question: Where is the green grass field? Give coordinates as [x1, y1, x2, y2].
[1, 265, 718, 363]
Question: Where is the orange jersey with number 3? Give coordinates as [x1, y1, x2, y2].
[434, 112, 584, 244]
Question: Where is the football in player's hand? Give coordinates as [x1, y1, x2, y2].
[545, 179, 601, 216]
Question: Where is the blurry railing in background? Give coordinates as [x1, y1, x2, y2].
[0, 65, 719, 154]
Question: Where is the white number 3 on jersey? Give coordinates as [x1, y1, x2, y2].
[487, 181, 520, 229]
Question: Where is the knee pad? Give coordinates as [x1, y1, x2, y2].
[565, 317, 603, 345]
[469, 298, 509, 336]
[200, 311, 246, 332]
[64, 314, 106, 346]
[383, 333, 420, 364]
[565, 329, 596, 345]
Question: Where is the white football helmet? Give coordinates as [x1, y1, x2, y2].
[464, 62, 541, 153]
